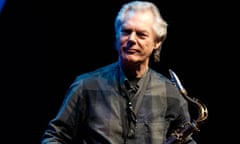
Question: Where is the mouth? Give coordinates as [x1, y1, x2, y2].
[124, 47, 140, 54]
[127, 49, 138, 53]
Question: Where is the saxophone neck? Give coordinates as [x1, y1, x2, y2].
[169, 69, 187, 96]
[168, 69, 208, 124]
[166, 69, 208, 144]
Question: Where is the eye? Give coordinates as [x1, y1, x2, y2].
[121, 29, 132, 36]
[136, 32, 148, 39]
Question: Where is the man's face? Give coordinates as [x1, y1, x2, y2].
[116, 10, 161, 65]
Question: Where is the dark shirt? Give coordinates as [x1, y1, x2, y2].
[41, 62, 196, 144]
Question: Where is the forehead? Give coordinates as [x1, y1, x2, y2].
[122, 10, 154, 29]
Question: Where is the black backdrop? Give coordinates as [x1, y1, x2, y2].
[0, 0, 237, 143]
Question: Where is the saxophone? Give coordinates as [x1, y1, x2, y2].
[165, 69, 208, 144]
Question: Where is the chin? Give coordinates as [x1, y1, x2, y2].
[121, 54, 142, 63]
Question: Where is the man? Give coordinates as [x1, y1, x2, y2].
[41, 1, 196, 144]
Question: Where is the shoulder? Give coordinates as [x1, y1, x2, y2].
[149, 68, 182, 99]
[149, 68, 174, 85]
[70, 62, 119, 87]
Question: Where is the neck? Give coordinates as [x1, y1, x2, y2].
[122, 61, 149, 79]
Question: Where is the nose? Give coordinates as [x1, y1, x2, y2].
[128, 32, 137, 43]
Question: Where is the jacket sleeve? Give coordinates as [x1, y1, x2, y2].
[41, 77, 86, 144]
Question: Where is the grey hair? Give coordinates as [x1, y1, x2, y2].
[114, 1, 168, 62]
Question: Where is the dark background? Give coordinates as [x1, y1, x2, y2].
[0, 0, 237, 143]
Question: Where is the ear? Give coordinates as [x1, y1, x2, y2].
[154, 40, 162, 50]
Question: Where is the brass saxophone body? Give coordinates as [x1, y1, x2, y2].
[165, 69, 208, 144]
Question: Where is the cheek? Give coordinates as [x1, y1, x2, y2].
[119, 36, 127, 44]
[117, 37, 127, 49]
[144, 42, 156, 54]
